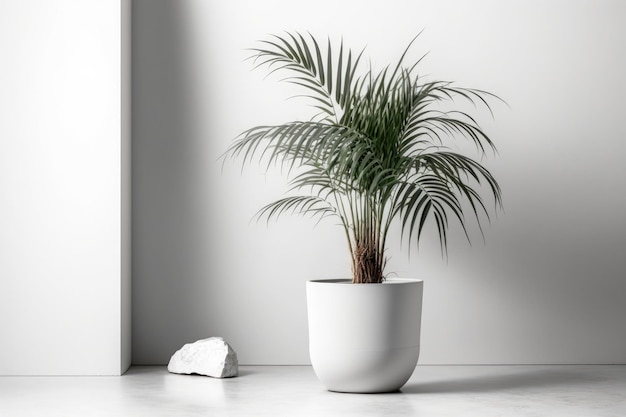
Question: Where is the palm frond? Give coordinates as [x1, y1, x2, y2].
[249, 32, 365, 121]
[256, 196, 337, 225]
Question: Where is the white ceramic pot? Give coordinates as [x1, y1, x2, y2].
[306, 278, 423, 393]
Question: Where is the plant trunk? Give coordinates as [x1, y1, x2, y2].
[352, 243, 384, 284]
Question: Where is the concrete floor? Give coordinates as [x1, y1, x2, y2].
[1, 365, 625, 416]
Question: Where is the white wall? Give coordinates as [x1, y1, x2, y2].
[121, 0, 132, 375]
[0, 0, 131, 375]
[133, 0, 626, 365]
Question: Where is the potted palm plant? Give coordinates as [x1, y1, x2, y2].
[224, 32, 502, 393]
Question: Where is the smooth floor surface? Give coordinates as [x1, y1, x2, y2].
[1, 365, 625, 416]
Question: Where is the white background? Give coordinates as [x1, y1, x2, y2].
[0, 0, 131, 375]
[2, 0, 623, 372]
[133, 0, 626, 365]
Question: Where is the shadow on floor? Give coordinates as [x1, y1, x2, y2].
[401, 367, 604, 394]
[124, 366, 256, 378]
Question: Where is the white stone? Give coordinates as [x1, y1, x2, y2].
[167, 337, 238, 378]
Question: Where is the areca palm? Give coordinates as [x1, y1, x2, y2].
[225, 32, 503, 283]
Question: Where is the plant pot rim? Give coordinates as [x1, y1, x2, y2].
[308, 278, 423, 285]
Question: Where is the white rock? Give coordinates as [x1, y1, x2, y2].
[167, 337, 238, 378]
